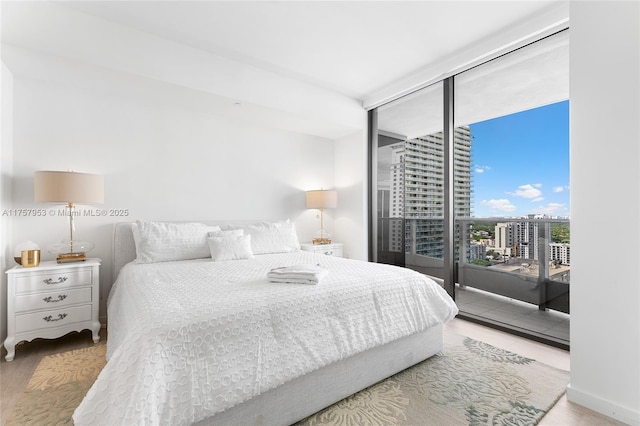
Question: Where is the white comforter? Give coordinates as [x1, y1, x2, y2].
[73, 252, 458, 425]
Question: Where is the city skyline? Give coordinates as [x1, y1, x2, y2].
[471, 100, 570, 218]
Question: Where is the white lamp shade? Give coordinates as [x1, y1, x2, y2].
[306, 190, 337, 209]
[35, 171, 104, 204]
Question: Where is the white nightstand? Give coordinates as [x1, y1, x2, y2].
[300, 243, 343, 258]
[3, 258, 101, 362]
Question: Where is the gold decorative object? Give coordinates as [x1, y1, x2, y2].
[20, 249, 41, 267]
[56, 252, 88, 263]
[14, 240, 40, 265]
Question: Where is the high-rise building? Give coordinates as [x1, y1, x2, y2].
[389, 143, 405, 220]
[388, 126, 473, 258]
[495, 222, 515, 257]
[495, 219, 538, 260]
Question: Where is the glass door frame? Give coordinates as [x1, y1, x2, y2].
[368, 77, 458, 301]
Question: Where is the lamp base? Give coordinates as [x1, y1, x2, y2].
[312, 238, 332, 245]
[49, 239, 94, 263]
[56, 252, 87, 263]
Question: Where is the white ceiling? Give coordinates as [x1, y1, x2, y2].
[379, 28, 569, 139]
[1, 1, 569, 139]
[60, 1, 563, 101]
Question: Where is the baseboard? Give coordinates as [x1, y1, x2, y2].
[566, 384, 640, 426]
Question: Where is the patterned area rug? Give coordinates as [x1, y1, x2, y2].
[5, 344, 107, 425]
[298, 333, 569, 425]
[6, 334, 568, 425]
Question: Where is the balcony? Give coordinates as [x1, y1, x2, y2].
[456, 285, 569, 347]
[381, 217, 570, 348]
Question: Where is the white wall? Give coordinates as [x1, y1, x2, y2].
[1, 0, 370, 341]
[568, 2, 640, 424]
[334, 129, 368, 260]
[0, 61, 14, 345]
[7, 74, 339, 324]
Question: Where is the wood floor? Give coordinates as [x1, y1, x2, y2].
[0, 320, 626, 425]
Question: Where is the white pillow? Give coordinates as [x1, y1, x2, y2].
[209, 228, 244, 238]
[208, 234, 254, 261]
[243, 219, 300, 255]
[132, 222, 142, 257]
[136, 221, 221, 263]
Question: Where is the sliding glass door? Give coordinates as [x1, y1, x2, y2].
[454, 30, 570, 345]
[369, 30, 570, 347]
[372, 82, 446, 281]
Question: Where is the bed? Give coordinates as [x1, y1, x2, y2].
[73, 220, 458, 425]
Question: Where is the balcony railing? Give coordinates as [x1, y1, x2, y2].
[381, 217, 570, 314]
[457, 217, 570, 314]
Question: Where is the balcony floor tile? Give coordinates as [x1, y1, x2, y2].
[455, 286, 569, 345]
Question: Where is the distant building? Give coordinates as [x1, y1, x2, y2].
[469, 241, 487, 260]
[495, 215, 570, 265]
[550, 243, 571, 265]
[376, 181, 391, 253]
[495, 222, 515, 257]
[389, 143, 405, 220]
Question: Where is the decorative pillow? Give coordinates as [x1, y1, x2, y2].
[242, 219, 300, 255]
[208, 234, 254, 261]
[135, 221, 221, 263]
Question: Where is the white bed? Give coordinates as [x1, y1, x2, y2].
[73, 221, 458, 425]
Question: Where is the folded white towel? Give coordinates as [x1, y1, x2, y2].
[268, 277, 323, 285]
[267, 264, 329, 285]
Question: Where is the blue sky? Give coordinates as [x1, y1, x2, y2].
[470, 100, 570, 218]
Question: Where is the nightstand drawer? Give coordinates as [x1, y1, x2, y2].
[14, 269, 93, 295]
[14, 287, 92, 313]
[15, 304, 92, 333]
[300, 243, 343, 257]
[315, 246, 343, 257]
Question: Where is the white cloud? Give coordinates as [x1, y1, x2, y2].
[529, 203, 567, 215]
[474, 165, 491, 174]
[509, 184, 543, 199]
[532, 197, 544, 202]
[481, 199, 517, 212]
[553, 185, 570, 193]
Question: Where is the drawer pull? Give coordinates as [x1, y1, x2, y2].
[43, 277, 69, 285]
[43, 313, 67, 322]
[43, 295, 68, 303]
[324, 251, 333, 256]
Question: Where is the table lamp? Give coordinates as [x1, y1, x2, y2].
[34, 170, 104, 262]
[306, 189, 337, 245]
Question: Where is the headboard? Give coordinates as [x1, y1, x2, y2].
[111, 220, 278, 280]
[112, 222, 137, 279]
